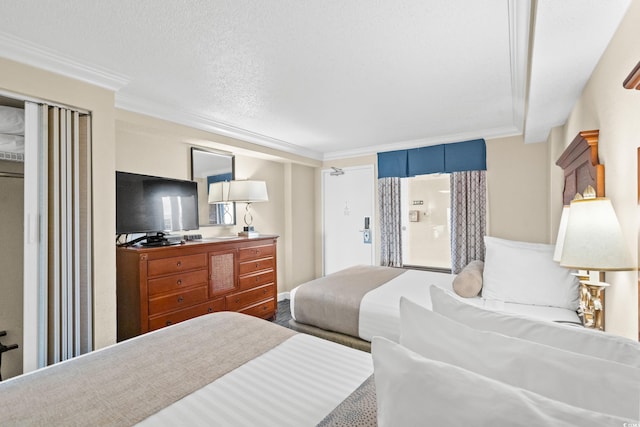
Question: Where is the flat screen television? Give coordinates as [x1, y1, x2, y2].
[116, 171, 199, 246]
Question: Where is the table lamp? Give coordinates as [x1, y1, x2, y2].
[227, 180, 269, 236]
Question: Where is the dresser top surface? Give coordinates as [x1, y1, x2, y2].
[117, 235, 279, 255]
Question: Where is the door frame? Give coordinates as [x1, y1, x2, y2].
[321, 164, 375, 275]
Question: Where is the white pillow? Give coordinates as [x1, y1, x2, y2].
[482, 236, 579, 310]
[372, 337, 634, 427]
[0, 133, 25, 152]
[0, 106, 25, 135]
[399, 297, 640, 418]
[430, 285, 640, 368]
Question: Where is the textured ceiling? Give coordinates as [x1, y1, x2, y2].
[0, 1, 631, 160]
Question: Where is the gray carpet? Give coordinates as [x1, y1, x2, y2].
[273, 299, 292, 328]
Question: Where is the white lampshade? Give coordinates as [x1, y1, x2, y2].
[227, 180, 269, 203]
[553, 205, 570, 262]
[208, 181, 230, 204]
[559, 198, 634, 271]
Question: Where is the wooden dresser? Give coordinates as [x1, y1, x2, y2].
[116, 235, 278, 341]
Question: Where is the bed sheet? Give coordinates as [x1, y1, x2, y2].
[137, 334, 373, 427]
[358, 270, 455, 341]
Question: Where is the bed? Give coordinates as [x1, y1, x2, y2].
[1, 298, 638, 426]
[290, 236, 584, 350]
[0, 312, 374, 426]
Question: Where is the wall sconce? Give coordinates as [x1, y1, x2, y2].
[555, 186, 634, 329]
[623, 60, 640, 90]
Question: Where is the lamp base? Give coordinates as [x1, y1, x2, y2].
[578, 280, 609, 330]
[238, 230, 260, 238]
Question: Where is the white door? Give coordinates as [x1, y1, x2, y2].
[322, 165, 375, 275]
[23, 101, 47, 373]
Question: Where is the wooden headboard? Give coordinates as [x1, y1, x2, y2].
[555, 130, 604, 204]
[555, 130, 606, 329]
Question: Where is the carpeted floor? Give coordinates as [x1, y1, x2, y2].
[273, 298, 292, 328]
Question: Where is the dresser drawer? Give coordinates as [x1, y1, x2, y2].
[238, 298, 276, 319]
[238, 244, 275, 262]
[148, 253, 207, 277]
[148, 269, 208, 296]
[238, 270, 275, 290]
[148, 298, 225, 331]
[148, 285, 208, 315]
[239, 257, 274, 275]
[226, 284, 275, 311]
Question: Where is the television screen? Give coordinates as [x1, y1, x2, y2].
[116, 171, 199, 235]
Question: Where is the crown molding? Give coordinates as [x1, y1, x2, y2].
[508, 0, 531, 133]
[322, 125, 522, 161]
[116, 93, 324, 161]
[0, 31, 130, 91]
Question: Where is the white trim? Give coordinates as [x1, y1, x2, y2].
[0, 32, 129, 91]
[0, 88, 91, 115]
[116, 93, 324, 161]
[277, 292, 290, 301]
[22, 102, 46, 373]
[507, 0, 531, 134]
[322, 125, 522, 160]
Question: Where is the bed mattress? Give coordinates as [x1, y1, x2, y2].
[291, 267, 582, 343]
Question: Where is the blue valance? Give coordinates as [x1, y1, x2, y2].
[377, 150, 409, 178]
[408, 145, 445, 176]
[377, 139, 486, 178]
[207, 173, 233, 187]
[444, 139, 486, 172]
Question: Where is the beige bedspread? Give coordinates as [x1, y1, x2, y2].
[0, 312, 295, 426]
[293, 265, 406, 337]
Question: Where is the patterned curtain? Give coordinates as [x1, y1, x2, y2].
[450, 171, 486, 273]
[378, 177, 403, 267]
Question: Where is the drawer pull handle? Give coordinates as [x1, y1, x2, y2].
[177, 279, 182, 285]
[208, 307, 213, 313]
[255, 262, 260, 268]
[176, 261, 182, 267]
[255, 277, 259, 282]
[177, 296, 184, 303]
[263, 289, 267, 294]
[262, 306, 267, 311]
[235, 298, 240, 304]
[166, 320, 172, 326]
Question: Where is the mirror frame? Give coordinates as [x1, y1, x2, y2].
[190, 147, 236, 226]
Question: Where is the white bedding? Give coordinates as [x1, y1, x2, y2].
[137, 334, 373, 427]
[291, 268, 582, 342]
[0, 133, 24, 154]
[0, 106, 24, 135]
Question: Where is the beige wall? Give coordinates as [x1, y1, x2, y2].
[0, 58, 117, 350]
[486, 135, 550, 243]
[546, 0, 640, 339]
[285, 163, 317, 290]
